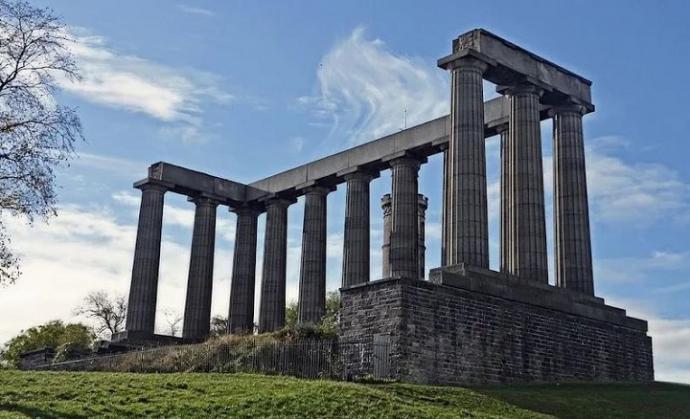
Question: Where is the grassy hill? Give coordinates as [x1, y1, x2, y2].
[0, 371, 688, 418]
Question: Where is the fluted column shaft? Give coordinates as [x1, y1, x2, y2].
[183, 197, 218, 340]
[553, 105, 594, 294]
[444, 58, 489, 268]
[228, 207, 260, 333]
[389, 156, 420, 279]
[417, 194, 428, 280]
[441, 147, 448, 266]
[298, 187, 329, 325]
[126, 182, 167, 333]
[342, 172, 373, 287]
[507, 84, 548, 283]
[498, 125, 510, 272]
[258, 198, 291, 333]
[381, 194, 392, 278]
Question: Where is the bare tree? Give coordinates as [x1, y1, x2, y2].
[74, 291, 126, 339]
[0, 0, 83, 285]
[162, 309, 183, 337]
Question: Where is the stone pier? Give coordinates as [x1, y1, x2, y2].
[341, 170, 376, 287]
[258, 198, 292, 333]
[388, 155, 421, 279]
[381, 193, 428, 279]
[125, 181, 168, 335]
[552, 104, 594, 294]
[439, 56, 489, 268]
[182, 197, 218, 341]
[298, 186, 330, 325]
[501, 83, 549, 283]
[228, 207, 260, 334]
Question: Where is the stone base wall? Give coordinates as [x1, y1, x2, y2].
[340, 268, 654, 385]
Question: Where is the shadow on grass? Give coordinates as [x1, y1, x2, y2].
[0, 403, 87, 419]
[471, 381, 690, 419]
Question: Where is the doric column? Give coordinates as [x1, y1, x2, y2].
[125, 181, 168, 334]
[552, 104, 594, 295]
[505, 83, 549, 283]
[381, 194, 392, 278]
[298, 186, 330, 325]
[383, 192, 427, 280]
[417, 194, 428, 280]
[182, 197, 218, 341]
[498, 124, 510, 273]
[441, 146, 448, 267]
[389, 155, 421, 279]
[228, 206, 260, 334]
[258, 198, 292, 333]
[342, 170, 375, 287]
[440, 57, 489, 268]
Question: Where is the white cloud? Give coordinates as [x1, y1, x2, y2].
[175, 4, 215, 17]
[585, 138, 690, 224]
[299, 27, 448, 147]
[59, 30, 232, 143]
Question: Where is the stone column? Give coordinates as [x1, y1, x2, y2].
[383, 192, 427, 280]
[125, 182, 167, 334]
[498, 124, 510, 273]
[258, 198, 292, 333]
[441, 147, 448, 267]
[441, 57, 489, 268]
[342, 171, 374, 287]
[552, 104, 594, 294]
[381, 194, 392, 278]
[417, 194, 428, 280]
[389, 156, 421, 279]
[182, 197, 218, 341]
[298, 186, 330, 325]
[505, 83, 548, 283]
[228, 207, 260, 334]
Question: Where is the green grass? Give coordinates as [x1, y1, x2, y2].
[0, 371, 688, 418]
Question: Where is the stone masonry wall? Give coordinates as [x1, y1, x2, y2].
[340, 277, 653, 385]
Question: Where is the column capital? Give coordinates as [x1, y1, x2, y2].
[296, 182, 335, 196]
[230, 205, 262, 216]
[338, 166, 379, 182]
[381, 193, 392, 216]
[497, 81, 546, 97]
[418, 194, 429, 211]
[383, 151, 426, 169]
[134, 179, 173, 193]
[437, 49, 494, 72]
[263, 196, 296, 208]
[548, 102, 587, 117]
[187, 195, 220, 207]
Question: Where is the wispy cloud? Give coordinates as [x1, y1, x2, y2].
[298, 26, 448, 147]
[175, 4, 215, 17]
[59, 29, 232, 143]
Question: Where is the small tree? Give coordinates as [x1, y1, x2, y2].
[0, 320, 94, 367]
[74, 291, 126, 339]
[210, 315, 228, 337]
[0, 0, 84, 285]
[162, 309, 182, 337]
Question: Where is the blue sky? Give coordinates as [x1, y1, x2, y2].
[1, 0, 689, 382]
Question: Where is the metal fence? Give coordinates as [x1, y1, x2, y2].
[34, 338, 392, 381]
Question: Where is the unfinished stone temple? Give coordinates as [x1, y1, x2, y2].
[114, 29, 654, 384]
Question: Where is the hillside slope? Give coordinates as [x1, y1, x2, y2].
[0, 371, 688, 418]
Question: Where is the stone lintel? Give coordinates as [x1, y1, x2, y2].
[427, 265, 647, 331]
[440, 28, 594, 112]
